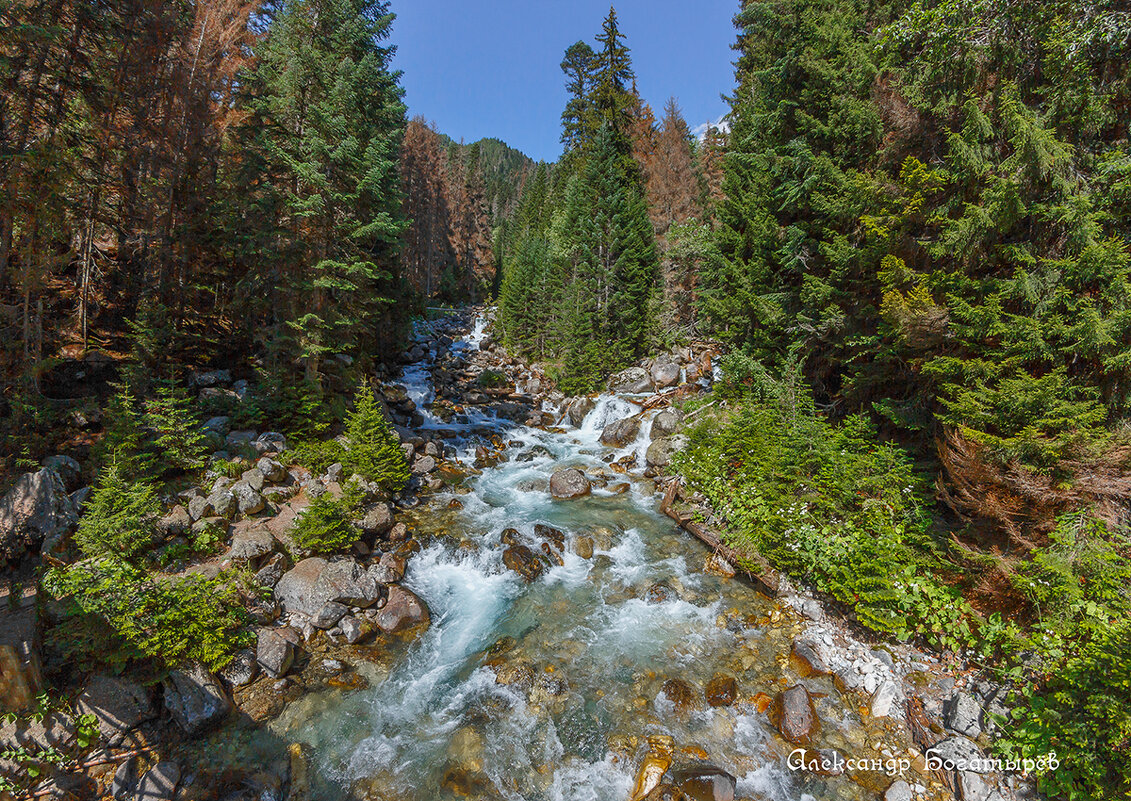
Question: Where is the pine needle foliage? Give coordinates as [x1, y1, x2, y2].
[73, 463, 161, 562]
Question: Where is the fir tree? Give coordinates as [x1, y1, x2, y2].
[74, 463, 161, 561]
[252, 0, 408, 381]
[343, 382, 410, 492]
[560, 41, 597, 155]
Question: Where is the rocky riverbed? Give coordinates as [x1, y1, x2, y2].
[0, 309, 1033, 801]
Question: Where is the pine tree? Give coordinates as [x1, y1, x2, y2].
[145, 380, 210, 473]
[560, 41, 597, 155]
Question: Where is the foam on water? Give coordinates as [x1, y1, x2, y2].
[262, 314, 862, 801]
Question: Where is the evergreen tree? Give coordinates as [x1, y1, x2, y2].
[591, 7, 636, 135]
[74, 463, 161, 561]
[252, 0, 408, 381]
[560, 41, 597, 154]
[145, 380, 210, 473]
[343, 383, 410, 492]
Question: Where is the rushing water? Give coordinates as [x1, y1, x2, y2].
[256, 318, 877, 801]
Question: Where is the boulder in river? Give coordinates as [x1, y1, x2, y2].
[549, 468, 591, 499]
[564, 397, 596, 427]
[704, 673, 738, 707]
[503, 545, 544, 582]
[75, 674, 155, 744]
[256, 628, 295, 678]
[651, 361, 681, 389]
[771, 684, 819, 745]
[645, 436, 687, 468]
[609, 367, 654, 394]
[375, 585, 430, 634]
[673, 765, 737, 801]
[600, 417, 640, 447]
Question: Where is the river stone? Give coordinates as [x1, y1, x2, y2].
[650, 409, 682, 439]
[275, 557, 384, 616]
[661, 678, 700, 713]
[651, 361, 681, 389]
[219, 648, 258, 687]
[357, 502, 394, 536]
[673, 765, 736, 801]
[573, 536, 594, 559]
[565, 397, 596, 427]
[600, 417, 640, 447]
[772, 685, 819, 745]
[870, 678, 901, 718]
[75, 674, 155, 743]
[608, 367, 653, 394]
[646, 580, 677, 604]
[503, 545, 544, 582]
[163, 662, 231, 735]
[229, 523, 274, 562]
[791, 639, 832, 677]
[643, 785, 682, 801]
[311, 601, 349, 630]
[412, 455, 438, 474]
[111, 757, 139, 799]
[645, 437, 686, 468]
[884, 780, 913, 801]
[945, 692, 984, 737]
[375, 586, 430, 634]
[136, 761, 180, 801]
[371, 553, 405, 584]
[549, 468, 591, 499]
[256, 628, 295, 678]
[341, 616, 376, 645]
[0, 468, 79, 561]
[704, 674, 738, 707]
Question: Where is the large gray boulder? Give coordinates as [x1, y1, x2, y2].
[163, 662, 231, 735]
[75, 674, 156, 744]
[549, 468, 591, 500]
[650, 409, 683, 440]
[357, 502, 394, 536]
[204, 487, 237, 521]
[645, 436, 687, 468]
[231, 481, 265, 516]
[274, 557, 385, 617]
[608, 367, 653, 394]
[0, 468, 79, 561]
[600, 417, 640, 447]
[564, 397, 596, 427]
[228, 523, 274, 562]
[256, 628, 295, 678]
[651, 361, 681, 389]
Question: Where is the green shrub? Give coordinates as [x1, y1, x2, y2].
[289, 438, 348, 477]
[42, 556, 251, 671]
[292, 488, 363, 555]
[341, 384, 410, 492]
[73, 463, 161, 561]
[673, 370, 964, 642]
[477, 369, 506, 388]
[94, 385, 156, 477]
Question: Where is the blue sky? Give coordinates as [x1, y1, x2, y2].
[389, 0, 738, 163]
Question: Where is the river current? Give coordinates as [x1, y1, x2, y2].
[253, 317, 874, 801]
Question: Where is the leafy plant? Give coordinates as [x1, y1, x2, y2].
[42, 556, 251, 671]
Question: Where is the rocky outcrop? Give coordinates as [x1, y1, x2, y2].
[0, 468, 79, 561]
[549, 468, 591, 499]
[163, 662, 231, 735]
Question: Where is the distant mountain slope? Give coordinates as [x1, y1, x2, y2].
[440, 135, 538, 224]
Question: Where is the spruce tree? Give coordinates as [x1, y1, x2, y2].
[253, 0, 408, 381]
[591, 7, 635, 135]
[560, 41, 597, 155]
[343, 383, 410, 492]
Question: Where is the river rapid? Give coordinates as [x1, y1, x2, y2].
[253, 315, 891, 801]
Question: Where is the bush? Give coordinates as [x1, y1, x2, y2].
[292, 488, 363, 555]
[673, 369, 964, 642]
[342, 384, 410, 492]
[94, 385, 155, 477]
[42, 556, 251, 671]
[73, 463, 161, 561]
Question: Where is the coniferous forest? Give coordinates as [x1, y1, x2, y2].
[2, 2, 1130, 800]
